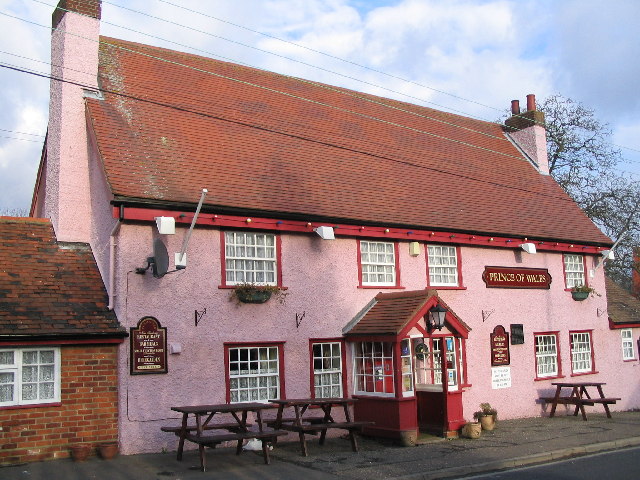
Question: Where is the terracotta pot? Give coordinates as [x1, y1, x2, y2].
[479, 415, 496, 431]
[398, 429, 418, 447]
[461, 422, 481, 439]
[70, 444, 91, 462]
[98, 442, 119, 460]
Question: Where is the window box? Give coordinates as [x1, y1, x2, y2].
[231, 284, 287, 304]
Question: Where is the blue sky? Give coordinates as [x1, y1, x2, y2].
[0, 0, 639, 212]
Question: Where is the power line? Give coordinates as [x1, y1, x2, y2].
[0, 128, 45, 137]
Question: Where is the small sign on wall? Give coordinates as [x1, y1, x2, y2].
[490, 325, 510, 366]
[482, 266, 552, 289]
[130, 316, 168, 375]
[511, 324, 524, 345]
[491, 366, 511, 389]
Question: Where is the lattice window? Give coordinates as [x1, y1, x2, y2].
[564, 254, 585, 289]
[0, 348, 60, 406]
[427, 245, 459, 286]
[312, 342, 342, 398]
[570, 332, 593, 373]
[228, 346, 280, 402]
[225, 232, 277, 285]
[535, 334, 558, 377]
[360, 241, 396, 286]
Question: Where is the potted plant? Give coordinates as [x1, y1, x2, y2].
[461, 421, 482, 439]
[570, 284, 598, 301]
[473, 403, 497, 431]
[231, 283, 288, 304]
[70, 443, 91, 462]
[98, 441, 119, 460]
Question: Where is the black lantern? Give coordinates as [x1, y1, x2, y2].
[428, 304, 447, 330]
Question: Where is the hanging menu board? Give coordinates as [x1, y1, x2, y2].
[130, 316, 168, 375]
[490, 325, 510, 366]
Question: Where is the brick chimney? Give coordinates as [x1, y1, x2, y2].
[633, 247, 640, 298]
[504, 94, 550, 175]
[42, 0, 101, 242]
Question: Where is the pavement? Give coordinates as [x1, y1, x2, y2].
[2, 411, 640, 480]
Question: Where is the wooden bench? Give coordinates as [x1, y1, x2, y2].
[185, 430, 288, 471]
[540, 396, 621, 419]
[265, 416, 324, 427]
[161, 422, 252, 434]
[279, 420, 374, 456]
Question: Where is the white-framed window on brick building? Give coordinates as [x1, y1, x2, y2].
[563, 254, 586, 289]
[226, 344, 282, 403]
[311, 341, 343, 398]
[621, 329, 635, 360]
[427, 245, 460, 287]
[534, 333, 560, 378]
[222, 231, 279, 286]
[570, 331, 594, 374]
[0, 347, 61, 407]
[358, 240, 399, 287]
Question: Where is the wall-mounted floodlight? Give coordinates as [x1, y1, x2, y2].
[520, 243, 537, 254]
[601, 250, 614, 260]
[155, 216, 175, 235]
[314, 226, 335, 240]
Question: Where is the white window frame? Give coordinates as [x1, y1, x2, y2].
[352, 341, 395, 397]
[570, 331, 593, 374]
[621, 329, 635, 360]
[312, 342, 343, 398]
[224, 231, 277, 285]
[535, 334, 559, 378]
[427, 245, 459, 287]
[360, 240, 397, 286]
[564, 254, 585, 289]
[228, 346, 280, 403]
[0, 347, 61, 407]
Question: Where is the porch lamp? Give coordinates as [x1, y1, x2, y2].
[428, 304, 448, 331]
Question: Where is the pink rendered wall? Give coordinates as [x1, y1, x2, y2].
[104, 219, 639, 454]
[509, 124, 550, 175]
[45, 11, 99, 243]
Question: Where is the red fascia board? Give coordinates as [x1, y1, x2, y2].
[608, 319, 640, 329]
[0, 337, 126, 346]
[115, 206, 607, 255]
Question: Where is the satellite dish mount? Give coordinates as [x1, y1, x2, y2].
[136, 238, 170, 278]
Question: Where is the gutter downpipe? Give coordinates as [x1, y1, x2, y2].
[108, 206, 124, 310]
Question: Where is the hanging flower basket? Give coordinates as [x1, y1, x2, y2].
[571, 291, 589, 301]
[231, 283, 287, 305]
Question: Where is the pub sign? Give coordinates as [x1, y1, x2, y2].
[490, 325, 510, 366]
[130, 316, 168, 375]
[482, 266, 552, 289]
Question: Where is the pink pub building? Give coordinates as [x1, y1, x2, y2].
[16, 0, 640, 459]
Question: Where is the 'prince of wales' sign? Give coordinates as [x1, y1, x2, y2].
[482, 266, 552, 289]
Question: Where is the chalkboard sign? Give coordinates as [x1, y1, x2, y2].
[511, 324, 524, 345]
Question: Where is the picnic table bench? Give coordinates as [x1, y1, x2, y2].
[269, 398, 374, 456]
[540, 382, 621, 421]
[166, 403, 286, 471]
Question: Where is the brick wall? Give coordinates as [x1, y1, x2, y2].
[0, 344, 119, 465]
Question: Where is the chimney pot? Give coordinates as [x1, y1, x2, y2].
[511, 100, 520, 115]
[526, 94, 536, 111]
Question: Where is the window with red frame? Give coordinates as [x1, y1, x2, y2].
[358, 240, 399, 287]
[570, 331, 594, 374]
[311, 341, 343, 398]
[534, 333, 560, 378]
[426, 245, 461, 287]
[563, 254, 586, 289]
[223, 231, 279, 286]
[227, 344, 281, 402]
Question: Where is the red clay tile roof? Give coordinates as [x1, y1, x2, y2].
[606, 277, 640, 326]
[0, 217, 126, 340]
[86, 37, 611, 245]
[344, 289, 469, 337]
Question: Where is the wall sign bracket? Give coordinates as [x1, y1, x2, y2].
[296, 311, 306, 329]
[482, 309, 495, 322]
[195, 308, 207, 326]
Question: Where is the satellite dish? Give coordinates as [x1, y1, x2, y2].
[151, 238, 169, 278]
[135, 238, 170, 278]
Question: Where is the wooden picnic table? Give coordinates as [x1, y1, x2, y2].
[165, 402, 286, 471]
[268, 397, 373, 456]
[540, 382, 621, 421]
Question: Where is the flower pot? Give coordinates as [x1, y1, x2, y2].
[98, 442, 119, 460]
[571, 291, 589, 301]
[461, 422, 481, 439]
[398, 429, 418, 447]
[70, 444, 91, 462]
[479, 415, 496, 431]
[235, 289, 272, 304]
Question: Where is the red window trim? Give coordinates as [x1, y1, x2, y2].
[568, 329, 596, 375]
[357, 239, 401, 288]
[219, 230, 284, 288]
[425, 244, 464, 288]
[223, 341, 286, 403]
[562, 253, 588, 290]
[308, 338, 347, 399]
[533, 331, 563, 380]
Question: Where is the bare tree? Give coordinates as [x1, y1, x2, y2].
[536, 94, 639, 289]
[0, 207, 29, 217]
